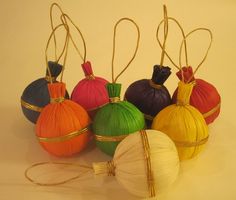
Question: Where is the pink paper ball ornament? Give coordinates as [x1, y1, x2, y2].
[171, 28, 221, 124]
[71, 61, 109, 118]
[60, 14, 109, 118]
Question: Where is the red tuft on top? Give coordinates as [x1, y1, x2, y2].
[82, 61, 94, 76]
[176, 66, 195, 83]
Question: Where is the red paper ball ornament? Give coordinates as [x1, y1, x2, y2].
[172, 66, 221, 124]
[71, 61, 109, 118]
[171, 26, 221, 124]
[36, 82, 91, 156]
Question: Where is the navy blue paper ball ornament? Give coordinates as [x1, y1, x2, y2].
[21, 61, 69, 124]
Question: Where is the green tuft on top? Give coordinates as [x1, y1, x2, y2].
[106, 83, 121, 98]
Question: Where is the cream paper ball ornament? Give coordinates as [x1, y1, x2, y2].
[93, 129, 180, 198]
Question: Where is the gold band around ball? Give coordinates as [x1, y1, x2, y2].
[203, 102, 221, 118]
[140, 130, 156, 197]
[50, 97, 65, 103]
[21, 99, 43, 112]
[143, 113, 154, 121]
[94, 134, 128, 142]
[174, 135, 209, 147]
[149, 80, 162, 89]
[37, 126, 90, 143]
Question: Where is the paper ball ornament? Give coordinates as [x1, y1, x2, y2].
[124, 65, 172, 127]
[36, 82, 91, 157]
[92, 83, 145, 156]
[172, 66, 221, 124]
[21, 61, 69, 123]
[71, 61, 109, 118]
[152, 81, 209, 160]
[93, 129, 180, 198]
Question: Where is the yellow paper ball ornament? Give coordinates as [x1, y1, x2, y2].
[93, 130, 180, 198]
[152, 81, 209, 160]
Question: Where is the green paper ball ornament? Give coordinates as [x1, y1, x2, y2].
[92, 83, 145, 156]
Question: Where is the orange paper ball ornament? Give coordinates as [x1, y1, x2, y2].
[36, 82, 91, 156]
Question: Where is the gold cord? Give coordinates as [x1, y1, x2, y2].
[179, 28, 213, 83]
[159, 5, 168, 67]
[140, 130, 155, 197]
[111, 18, 140, 83]
[25, 162, 92, 186]
[38, 126, 90, 143]
[156, 17, 188, 70]
[45, 23, 70, 83]
[60, 13, 87, 63]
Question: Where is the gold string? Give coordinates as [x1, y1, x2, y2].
[156, 17, 188, 70]
[159, 5, 168, 67]
[109, 97, 121, 103]
[111, 18, 140, 83]
[25, 162, 92, 186]
[21, 99, 43, 112]
[50, 3, 85, 62]
[179, 28, 213, 83]
[140, 130, 155, 197]
[149, 79, 162, 89]
[94, 134, 128, 142]
[38, 126, 90, 143]
[45, 23, 70, 83]
[174, 135, 209, 147]
[60, 13, 87, 63]
[203, 102, 221, 118]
